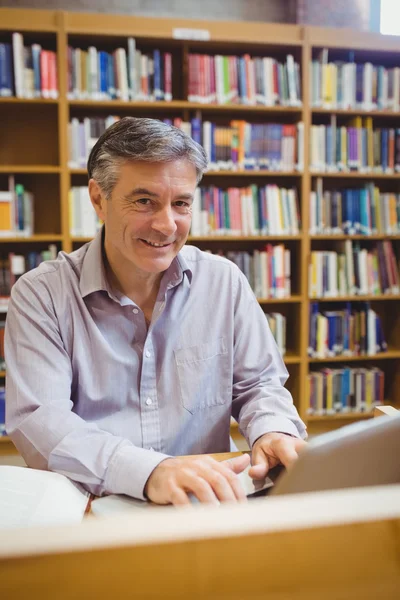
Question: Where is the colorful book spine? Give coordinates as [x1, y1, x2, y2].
[309, 241, 399, 298]
[307, 367, 384, 415]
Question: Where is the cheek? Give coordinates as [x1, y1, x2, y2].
[178, 214, 192, 232]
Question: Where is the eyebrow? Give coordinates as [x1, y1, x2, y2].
[126, 188, 194, 201]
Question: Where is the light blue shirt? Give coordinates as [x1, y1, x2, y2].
[5, 228, 306, 499]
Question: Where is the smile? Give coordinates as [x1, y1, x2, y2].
[140, 239, 172, 247]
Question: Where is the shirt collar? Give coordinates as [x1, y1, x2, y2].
[80, 227, 193, 300]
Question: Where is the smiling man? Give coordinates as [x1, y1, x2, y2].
[5, 117, 307, 505]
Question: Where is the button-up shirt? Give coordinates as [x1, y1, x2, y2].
[5, 228, 307, 500]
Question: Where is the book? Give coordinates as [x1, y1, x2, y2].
[0, 466, 90, 530]
[0, 461, 277, 526]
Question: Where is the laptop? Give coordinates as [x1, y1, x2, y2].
[262, 412, 400, 497]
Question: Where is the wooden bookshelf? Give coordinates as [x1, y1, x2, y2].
[1, 7, 400, 450]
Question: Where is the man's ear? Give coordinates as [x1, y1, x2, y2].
[88, 179, 107, 222]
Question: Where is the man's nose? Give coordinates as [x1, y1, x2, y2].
[151, 207, 177, 237]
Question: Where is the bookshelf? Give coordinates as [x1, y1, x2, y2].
[1, 9, 400, 454]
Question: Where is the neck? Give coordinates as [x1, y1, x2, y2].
[103, 238, 163, 306]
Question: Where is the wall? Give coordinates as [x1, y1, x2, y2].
[0, 0, 379, 30]
[297, 0, 374, 31]
[0, 0, 297, 23]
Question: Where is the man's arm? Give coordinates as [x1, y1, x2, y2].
[5, 274, 169, 499]
[231, 269, 307, 447]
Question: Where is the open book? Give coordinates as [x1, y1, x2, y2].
[0, 462, 279, 527]
[0, 466, 90, 530]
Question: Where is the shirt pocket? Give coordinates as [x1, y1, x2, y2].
[174, 337, 231, 414]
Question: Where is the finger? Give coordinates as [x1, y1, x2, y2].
[294, 438, 308, 453]
[209, 462, 248, 502]
[169, 485, 192, 506]
[192, 460, 239, 503]
[204, 468, 238, 503]
[224, 453, 251, 475]
[179, 468, 219, 505]
[273, 439, 301, 469]
[248, 447, 270, 479]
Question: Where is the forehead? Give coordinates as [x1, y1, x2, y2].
[115, 159, 197, 191]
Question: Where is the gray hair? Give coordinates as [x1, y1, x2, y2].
[87, 117, 208, 199]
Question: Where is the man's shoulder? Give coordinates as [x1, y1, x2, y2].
[13, 244, 88, 291]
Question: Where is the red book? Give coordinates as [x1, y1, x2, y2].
[40, 50, 50, 98]
[164, 52, 172, 101]
[48, 51, 58, 99]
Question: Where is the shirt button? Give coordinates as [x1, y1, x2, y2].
[145, 398, 152, 406]
[145, 350, 151, 358]
[132, 308, 139, 314]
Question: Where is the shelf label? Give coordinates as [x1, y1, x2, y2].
[172, 28, 211, 41]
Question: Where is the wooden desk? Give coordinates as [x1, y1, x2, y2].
[1, 484, 400, 599]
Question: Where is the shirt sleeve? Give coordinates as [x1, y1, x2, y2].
[5, 274, 169, 500]
[230, 268, 307, 446]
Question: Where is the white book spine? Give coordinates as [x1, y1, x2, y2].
[12, 32, 25, 98]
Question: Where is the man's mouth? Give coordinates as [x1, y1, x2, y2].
[140, 239, 172, 247]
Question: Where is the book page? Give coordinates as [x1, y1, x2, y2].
[0, 466, 90, 530]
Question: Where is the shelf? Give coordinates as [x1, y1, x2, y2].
[310, 295, 400, 302]
[0, 234, 63, 243]
[310, 234, 400, 241]
[189, 235, 302, 241]
[0, 97, 59, 105]
[69, 168, 302, 178]
[0, 166, 61, 174]
[0, 371, 5, 377]
[68, 99, 303, 114]
[309, 349, 400, 363]
[257, 295, 302, 303]
[307, 412, 374, 422]
[312, 108, 400, 118]
[282, 354, 301, 364]
[71, 235, 302, 243]
[310, 172, 400, 180]
[205, 171, 302, 177]
[0, 436, 11, 443]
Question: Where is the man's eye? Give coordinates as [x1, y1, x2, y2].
[175, 201, 189, 207]
[136, 198, 151, 205]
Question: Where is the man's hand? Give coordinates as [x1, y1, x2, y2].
[249, 432, 307, 480]
[145, 453, 251, 505]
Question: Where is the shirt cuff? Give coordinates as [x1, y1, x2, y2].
[247, 416, 307, 449]
[104, 443, 171, 500]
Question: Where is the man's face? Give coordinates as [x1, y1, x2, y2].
[90, 159, 197, 276]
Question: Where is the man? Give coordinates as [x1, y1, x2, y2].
[5, 117, 307, 506]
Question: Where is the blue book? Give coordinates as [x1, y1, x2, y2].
[31, 44, 42, 97]
[0, 387, 5, 434]
[259, 187, 267, 233]
[341, 367, 350, 411]
[98, 51, 108, 98]
[326, 313, 336, 355]
[107, 53, 116, 99]
[238, 57, 246, 104]
[190, 118, 202, 145]
[360, 188, 368, 235]
[0, 43, 13, 97]
[153, 49, 161, 100]
[210, 123, 216, 165]
[218, 189, 224, 232]
[308, 301, 319, 356]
